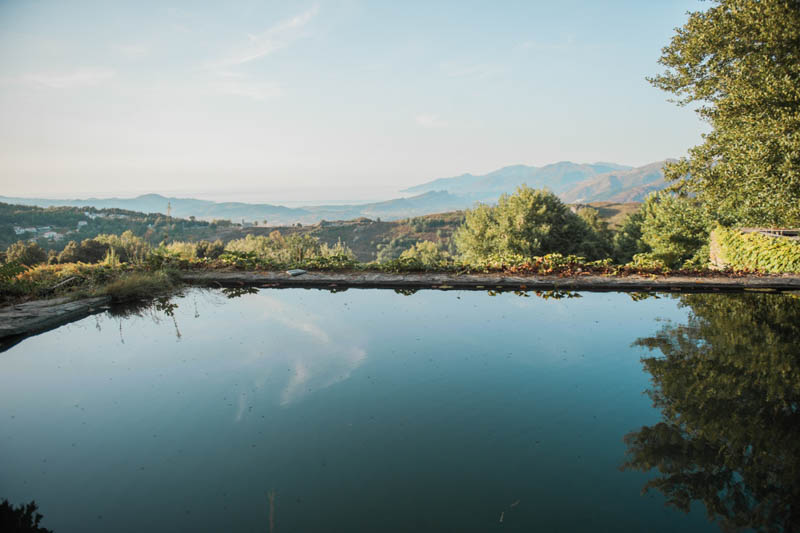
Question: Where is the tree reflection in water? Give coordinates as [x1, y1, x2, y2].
[624, 293, 800, 532]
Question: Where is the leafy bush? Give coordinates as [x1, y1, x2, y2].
[713, 226, 800, 273]
[58, 232, 150, 265]
[454, 186, 597, 262]
[165, 241, 198, 260]
[225, 232, 355, 264]
[195, 239, 225, 259]
[94, 231, 150, 264]
[613, 209, 650, 263]
[6, 241, 47, 266]
[58, 239, 107, 263]
[399, 241, 451, 267]
[626, 253, 669, 273]
[575, 207, 614, 259]
[640, 192, 710, 269]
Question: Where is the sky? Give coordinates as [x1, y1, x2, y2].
[0, 0, 708, 203]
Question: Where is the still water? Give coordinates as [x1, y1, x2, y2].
[1, 289, 798, 532]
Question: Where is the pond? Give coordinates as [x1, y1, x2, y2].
[1, 288, 798, 532]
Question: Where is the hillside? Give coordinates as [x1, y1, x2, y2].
[0, 202, 223, 251]
[560, 160, 673, 203]
[0, 191, 467, 226]
[403, 161, 632, 198]
[1, 200, 639, 262]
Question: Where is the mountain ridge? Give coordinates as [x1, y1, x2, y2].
[2, 160, 669, 224]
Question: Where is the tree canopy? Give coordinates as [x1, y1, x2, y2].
[651, 0, 800, 226]
[453, 186, 600, 262]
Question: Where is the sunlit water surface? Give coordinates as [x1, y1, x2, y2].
[2, 289, 797, 532]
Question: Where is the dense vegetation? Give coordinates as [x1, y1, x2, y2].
[651, 0, 800, 227]
[0, 202, 223, 251]
[712, 226, 800, 273]
[454, 188, 599, 263]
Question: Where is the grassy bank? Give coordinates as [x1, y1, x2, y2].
[0, 251, 749, 306]
[0, 262, 179, 304]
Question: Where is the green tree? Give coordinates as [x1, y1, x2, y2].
[624, 293, 800, 532]
[454, 186, 593, 262]
[650, 0, 800, 226]
[576, 207, 614, 259]
[58, 239, 109, 264]
[5, 241, 47, 266]
[639, 192, 710, 269]
[612, 210, 649, 264]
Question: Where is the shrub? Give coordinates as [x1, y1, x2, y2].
[713, 226, 800, 273]
[6, 241, 47, 266]
[613, 210, 650, 264]
[94, 231, 150, 264]
[454, 186, 594, 263]
[101, 271, 176, 302]
[575, 207, 614, 260]
[399, 241, 451, 267]
[58, 239, 107, 263]
[640, 192, 710, 269]
[165, 241, 197, 260]
[224, 232, 354, 265]
[195, 239, 225, 259]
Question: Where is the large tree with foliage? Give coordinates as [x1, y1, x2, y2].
[453, 186, 595, 262]
[651, 0, 800, 226]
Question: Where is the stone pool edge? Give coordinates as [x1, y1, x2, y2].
[0, 295, 111, 348]
[179, 270, 800, 293]
[2, 272, 798, 345]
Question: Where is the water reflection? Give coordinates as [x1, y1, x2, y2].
[0, 499, 52, 532]
[109, 296, 183, 342]
[624, 293, 800, 532]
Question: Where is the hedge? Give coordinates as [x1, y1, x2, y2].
[712, 226, 800, 273]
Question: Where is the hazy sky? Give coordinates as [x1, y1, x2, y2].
[0, 0, 707, 201]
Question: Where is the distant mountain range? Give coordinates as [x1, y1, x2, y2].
[404, 160, 672, 204]
[1, 160, 670, 224]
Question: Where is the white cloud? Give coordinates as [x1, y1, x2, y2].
[216, 4, 319, 67]
[415, 114, 447, 129]
[17, 67, 115, 89]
